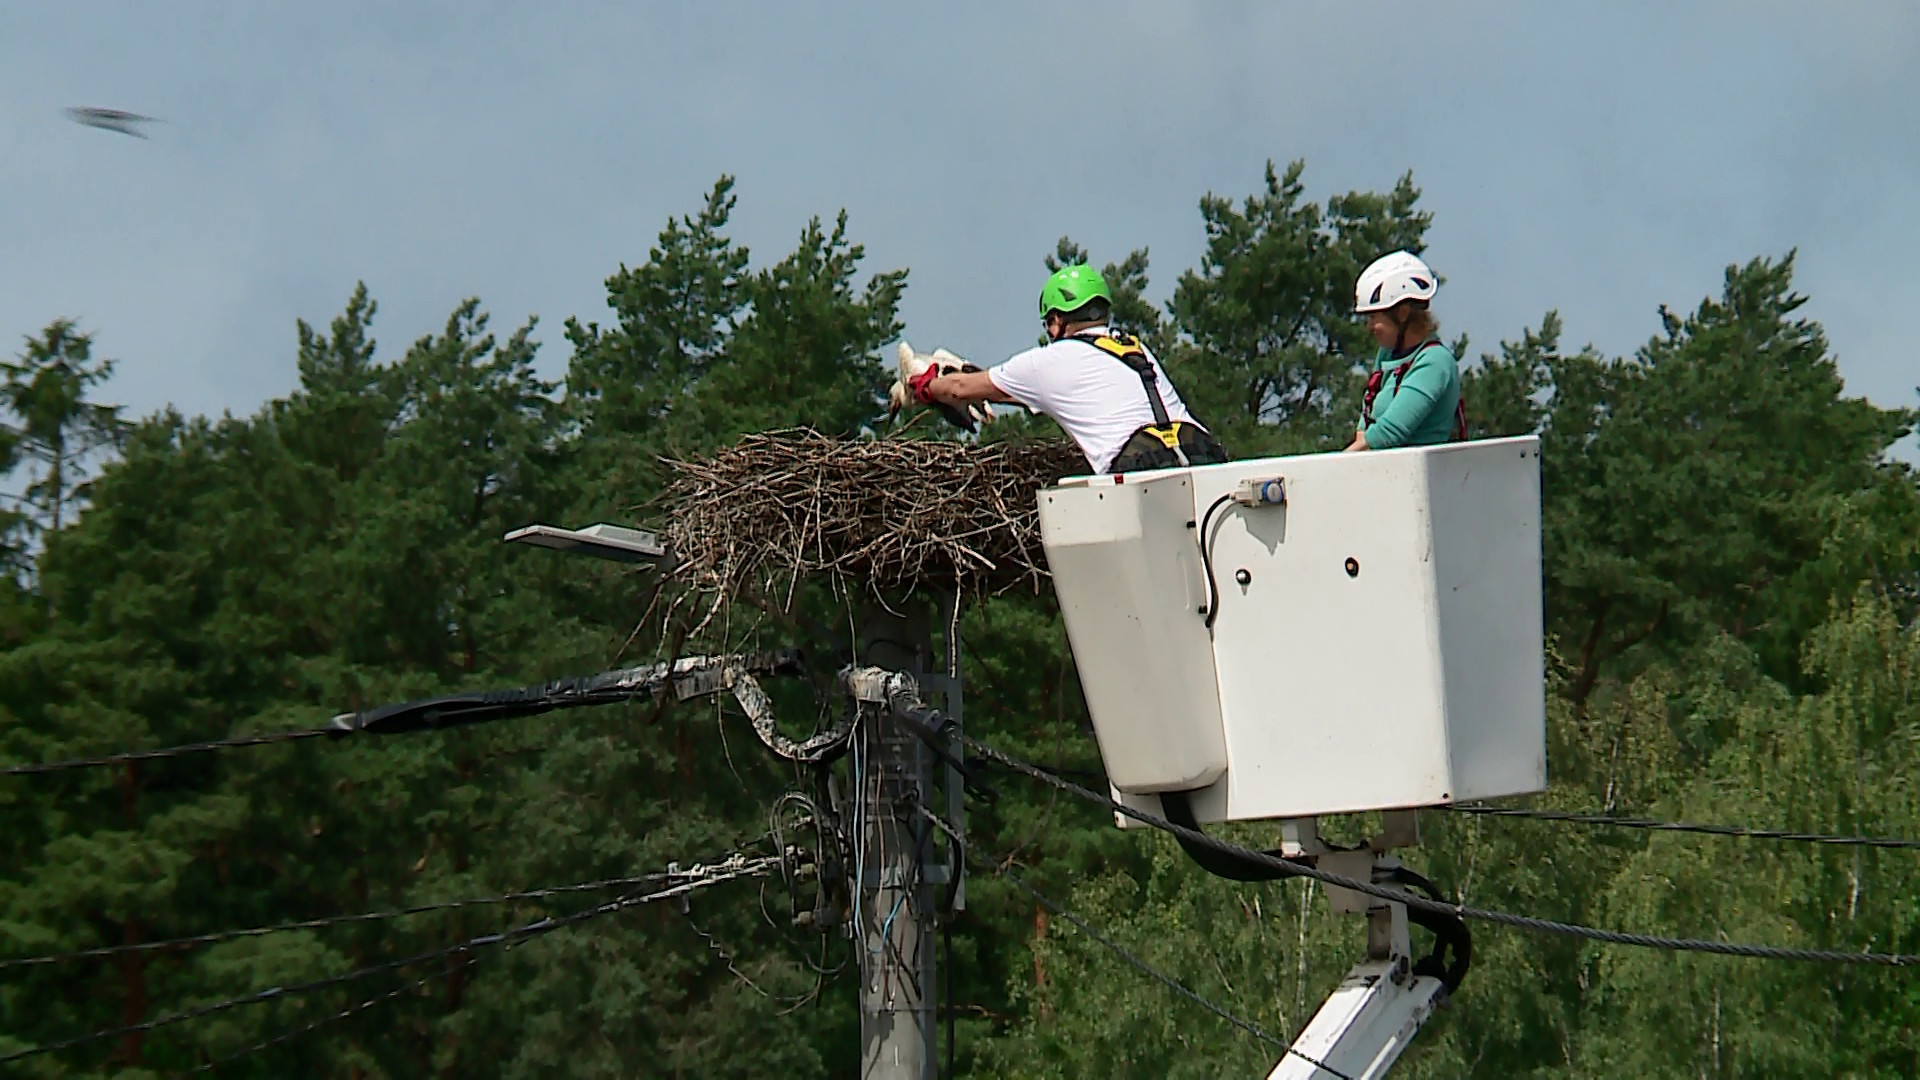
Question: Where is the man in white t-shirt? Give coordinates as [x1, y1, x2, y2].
[906, 265, 1228, 474]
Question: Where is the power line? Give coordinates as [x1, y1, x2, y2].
[912, 805, 1351, 1080]
[1, 726, 335, 776]
[193, 849, 790, 1073]
[0, 870, 705, 970]
[1, 651, 807, 778]
[0, 852, 783, 1066]
[997, 864, 1354, 1080]
[190, 957, 449, 1074]
[955, 732, 1920, 968]
[1442, 803, 1920, 851]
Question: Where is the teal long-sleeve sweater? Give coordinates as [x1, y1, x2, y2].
[1361, 341, 1461, 449]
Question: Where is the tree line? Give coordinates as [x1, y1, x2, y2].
[3, 164, 1918, 1077]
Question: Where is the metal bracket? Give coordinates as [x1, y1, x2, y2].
[1370, 810, 1421, 852]
[1280, 817, 1326, 858]
[843, 667, 896, 706]
[1271, 852, 1440, 1079]
[908, 669, 967, 913]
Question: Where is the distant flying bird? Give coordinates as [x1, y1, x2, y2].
[65, 107, 157, 138]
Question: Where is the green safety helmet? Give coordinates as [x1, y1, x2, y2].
[1038, 265, 1113, 318]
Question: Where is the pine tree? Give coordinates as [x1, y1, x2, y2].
[2, 320, 125, 536]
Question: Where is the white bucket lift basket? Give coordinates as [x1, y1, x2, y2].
[1039, 436, 1547, 825]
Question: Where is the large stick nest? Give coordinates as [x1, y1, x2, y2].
[655, 430, 1087, 605]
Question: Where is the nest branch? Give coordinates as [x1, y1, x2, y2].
[654, 430, 1086, 609]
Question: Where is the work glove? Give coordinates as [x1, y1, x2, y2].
[908, 364, 944, 404]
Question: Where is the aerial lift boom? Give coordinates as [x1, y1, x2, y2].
[1039, 438, 1542, 1077]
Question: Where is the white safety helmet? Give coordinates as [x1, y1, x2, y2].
[1354, 251, 1438, 313]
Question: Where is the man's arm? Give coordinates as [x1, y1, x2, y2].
[926, 369, 1018, 407]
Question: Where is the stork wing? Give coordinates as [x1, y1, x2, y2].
[65, 107, 157, 138]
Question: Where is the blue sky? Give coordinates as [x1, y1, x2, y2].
[3, 1, 1916, 453]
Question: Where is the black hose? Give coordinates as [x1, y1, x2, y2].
[1159, 792, 1302, 881]
[1196, 493, 1234, 630]
[1390, 866, 1473, 995]
[1161, 797, 1470, 993]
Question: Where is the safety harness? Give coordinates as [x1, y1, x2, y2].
[1072, 332, 1230, 474]
[1360, 340, 1468, 443]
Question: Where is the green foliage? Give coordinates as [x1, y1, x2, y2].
[1, 320, 127, 586]
[0, 178, 909, 1073]
[1473, 256, 1918, 711]
[1166, 160, 1430, 455]
[562, 176, 903, 522]
[4, 165, 1919, 1078]
[673, 209, 904, 446]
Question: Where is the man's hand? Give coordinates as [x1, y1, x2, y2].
[890, 342, 996, 432]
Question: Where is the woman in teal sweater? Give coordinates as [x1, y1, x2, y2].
[1343, 251, 1465, 451]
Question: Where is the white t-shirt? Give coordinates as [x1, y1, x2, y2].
[986, 327, 1201, 473]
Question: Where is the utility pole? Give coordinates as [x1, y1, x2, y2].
[496, 518, 968, 1073]
[855, 603, 940, 1080]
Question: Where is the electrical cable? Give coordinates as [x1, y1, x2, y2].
[997, 866, 1354, 1079]
[0, 852, 784, 1066]
[0, 871, 699, 970]
[769, 791, 825, 927]
[189, 954, 451, 1073]
[197, 859, 789, 1078]
[851, 710, 868, 949]
[1159, 791, 1301, 882]
[681, 910, 798, 1004]
[955, 731, 1920, 968]
[1197, 493, 1234, 630]
[908, 805, 1350, 1078]
[1441, 803, 1920, 851]
[1, 651, 810, 778]
[2, 727, 335, 776]
[941, 586, 969, 922]
[1389, 866, 1472, 994]
[333, 650, 806, 736]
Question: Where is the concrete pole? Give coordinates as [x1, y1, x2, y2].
[856, 605, 938, 1080]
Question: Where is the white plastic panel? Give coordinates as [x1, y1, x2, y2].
[1038, 472, 1229, 793]
[1202, 446, 1452, 817]
[1042, 437, 1546, 824]
[1427, 441, 1548, 800]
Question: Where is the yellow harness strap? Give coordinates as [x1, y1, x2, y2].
[1083, 334, 1187, 452]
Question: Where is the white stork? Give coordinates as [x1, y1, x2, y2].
[888, 341, 993, 433]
